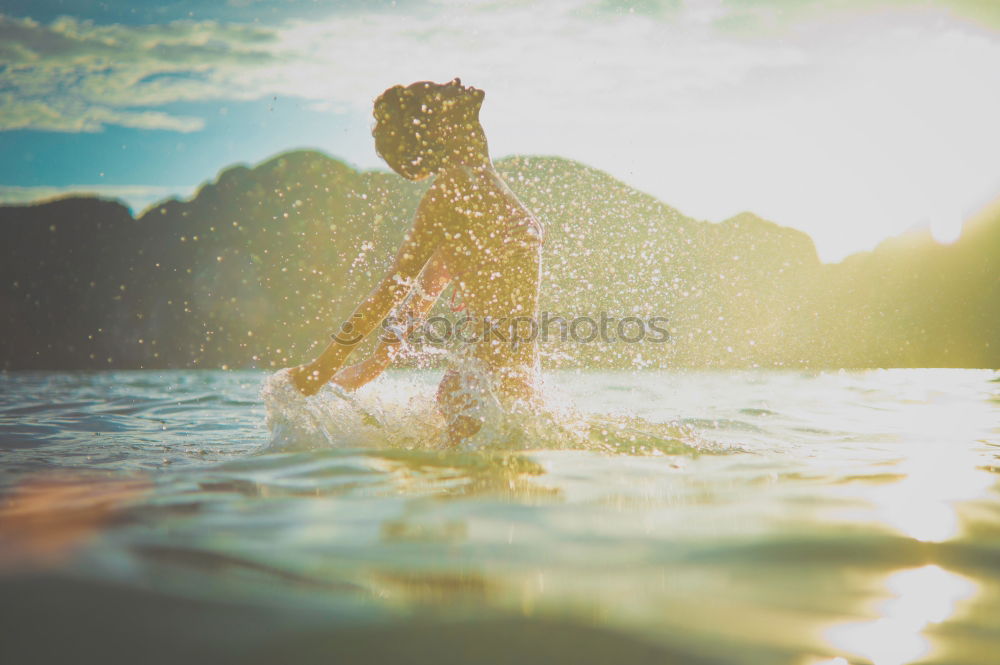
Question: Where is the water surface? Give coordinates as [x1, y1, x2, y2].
[1, 369, 998, 665]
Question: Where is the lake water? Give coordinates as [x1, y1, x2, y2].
[1, 368, 999, 665]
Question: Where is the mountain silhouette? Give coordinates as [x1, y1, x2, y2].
[2, 150, 997, 370]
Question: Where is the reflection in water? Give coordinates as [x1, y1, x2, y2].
[871, 447, 994, 542]
[2, 370, 998, 664]
[854, 376, 999, 543]
[825, 565, 978, 665]
[0, 473, 150, 572]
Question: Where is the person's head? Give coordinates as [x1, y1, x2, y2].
[372, 78, 487, 180]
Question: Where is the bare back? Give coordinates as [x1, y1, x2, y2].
[432, 165, 543, 401]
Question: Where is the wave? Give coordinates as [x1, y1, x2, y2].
[261, 369, 733, 456]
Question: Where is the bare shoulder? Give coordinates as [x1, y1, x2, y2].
[420, 167, 485, 231]
[403, 179, 451, 246]
[426, 167, 463, 201]
[440, 166, 517, 215]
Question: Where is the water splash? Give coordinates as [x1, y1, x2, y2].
[261, 368, 727, 456]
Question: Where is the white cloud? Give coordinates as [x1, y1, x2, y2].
[0, 95, 205, 132]
[0, 4, 809, 132]
[0, 14, 277, 132]
[267, 0, 998, 260]
[1, 0, 999, 259]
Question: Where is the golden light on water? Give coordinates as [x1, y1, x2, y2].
[806, 372, 996, 663]
[824, 565, 979, 665]
[871, 447, 994, 542]
[829, 370, 998, 543]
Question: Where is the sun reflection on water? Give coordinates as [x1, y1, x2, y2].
[829, 370, 998, 543]
[871, 447, 994, 542]
[824, 565, 978, 665]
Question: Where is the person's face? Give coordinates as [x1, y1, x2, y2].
[372, 121, 432, 181]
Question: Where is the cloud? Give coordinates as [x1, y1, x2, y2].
[0, 14, 278, 132]
[0, 96, 205, 132]
[0, 3, 813, 133]
[0, 183, 187, 212]
[1, 0, 999, 260]
[1, 0, 423, 26]
[714, 0, 1000, 32]
[2, 1, 994, 135]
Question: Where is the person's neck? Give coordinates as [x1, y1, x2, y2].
[441, 144, 491, 172]
[437, 127, 491, 171]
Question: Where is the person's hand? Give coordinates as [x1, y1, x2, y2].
[289, 361, 331, 396]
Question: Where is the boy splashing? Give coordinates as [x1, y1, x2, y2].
[290, 79, 543, 446]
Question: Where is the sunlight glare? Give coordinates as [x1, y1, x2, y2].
[825, 565, 978, 665]
[872, 447, 994, 542]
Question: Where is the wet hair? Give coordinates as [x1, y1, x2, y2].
[373, 78, 486, 177]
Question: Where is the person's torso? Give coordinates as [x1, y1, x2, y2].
[434, 165, 543, 396]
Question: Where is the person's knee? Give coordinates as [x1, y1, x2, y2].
[436, 371, 476, 411]
[437, 371, 485, 445]
[436, 371, 459, 407]
[449, 414, 483, 445]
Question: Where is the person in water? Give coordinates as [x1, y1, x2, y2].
[290, 78, 544, 445]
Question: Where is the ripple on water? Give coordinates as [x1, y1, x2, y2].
[1, 369, 999, 665]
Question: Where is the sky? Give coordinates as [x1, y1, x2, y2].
[2, 0, 999, 262]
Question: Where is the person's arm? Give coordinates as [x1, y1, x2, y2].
[332, 251, 452, 391]
[290, 188, 443, 395]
